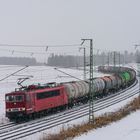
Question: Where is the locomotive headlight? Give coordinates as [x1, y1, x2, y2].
[22, 108, 25, 111]
[20, 108, 25, 111]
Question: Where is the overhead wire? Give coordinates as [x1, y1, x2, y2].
[0, 42, 119, 82]
[0, 43, 81, 48]
[0, 65, 24, 68]
[0, 42, 113, 56]
[0, 42, 123, 55]
[0, 44, 85, 57]
[0, 48, 46, 55]
[0, 66, 29, 82]
[0, 64, 84, 81]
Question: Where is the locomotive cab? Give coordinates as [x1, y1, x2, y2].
[5, 92, 26, 120]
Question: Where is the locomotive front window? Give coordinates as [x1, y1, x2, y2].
[6, 95, 24, 102]
[15, 95, 23, 101]
[6, 95, 14, 102]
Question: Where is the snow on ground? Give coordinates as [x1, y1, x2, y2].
[74, 110, 140, 140]
[0, 63, 139, 140]
[0, 65, 108, 123]
[74, 63, 140, 140]
[25, 63, 140, 140]
[35, 81, 140, 140]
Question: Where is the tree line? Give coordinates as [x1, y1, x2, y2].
[47, 51, 139, 67]
[0, 57, 39, 66]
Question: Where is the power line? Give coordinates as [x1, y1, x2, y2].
[0, 47, 104, 56]
[0, 43, 81, 48]
[0, 43, 45, 48]
[0, 48, 46, 55]
[0, 43, 117, 56]
[0, 66, 28, 81]
[0, 45, 85, 56]
[0, 65, 24, 68]
[0, 43, 127, 53]
[54, 67, 83, 81]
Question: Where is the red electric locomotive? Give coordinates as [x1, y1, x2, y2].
[5, 83, 68, 120]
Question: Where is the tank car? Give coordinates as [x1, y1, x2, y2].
[98, 66, 136, 86]
[63, 80, 89, 106]
[125, 69, 136, 84]
[101, 77, 112, 94]
[107, 76, 118, 90]
[86, 78, 105, 97]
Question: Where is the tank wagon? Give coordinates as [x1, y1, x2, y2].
[5, 66, 136, 121]
[98, 66, 136, 86]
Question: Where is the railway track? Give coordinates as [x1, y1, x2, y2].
[0, 79, 137, 131]
[0, 80, 139, 140]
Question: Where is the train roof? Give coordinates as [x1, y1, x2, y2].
[6, 82, 64, 95]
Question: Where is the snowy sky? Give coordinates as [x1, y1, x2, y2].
[0, 0, 140, 61]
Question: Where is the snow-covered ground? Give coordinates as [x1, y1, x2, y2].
[0, 63, 139, 140]
[74, 63, 140, 140]
[37, 80, 140, 140]
[75, 110, 140, 140]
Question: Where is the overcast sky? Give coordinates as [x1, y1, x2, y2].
[0, 0, 140, 61]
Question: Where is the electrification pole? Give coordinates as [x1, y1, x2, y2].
[113, 51, 116, 72]
[81, 39, 94, 123]
[113, 51, 116, 67]
[108, 52, 110, 66]
[134, 44, 140, 97]
[79, 47, 86, 80]
[118, 52, 121, 67]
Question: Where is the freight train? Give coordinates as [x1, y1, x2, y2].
[5, 66, 136, 121]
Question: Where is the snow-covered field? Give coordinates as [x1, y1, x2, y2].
[75, 110, 140, 140]
[0, 63, 139, 140]
[74, 63, 140, 140]
[0, 65, 107, 123]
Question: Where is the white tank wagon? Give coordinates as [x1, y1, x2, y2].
[64, 78, 106, 101]
[101, 77, 112, 89]
[85, 79, 99, 93]
[63, 81, 89, 103]
[114, 75, 122, 88]
[94, 78, 105, 93]
[87, 78, 105, 93]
